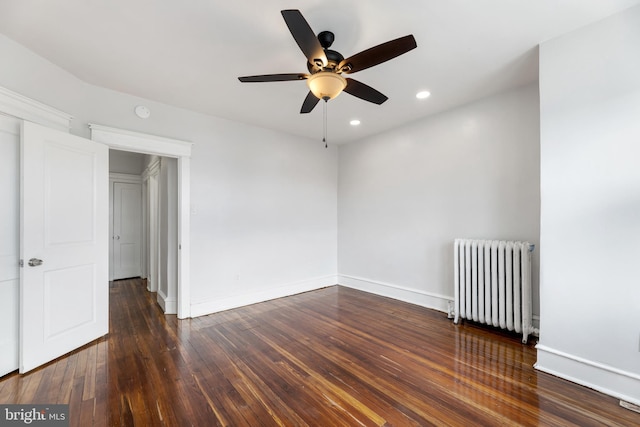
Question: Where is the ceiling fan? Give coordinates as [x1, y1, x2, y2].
[238, 9, 417, 114]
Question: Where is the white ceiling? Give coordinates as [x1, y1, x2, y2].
[1, 0, 638, 143]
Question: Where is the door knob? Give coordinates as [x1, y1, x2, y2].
[28, 258, 43, 267]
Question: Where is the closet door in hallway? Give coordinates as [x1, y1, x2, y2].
[111, 179, 142, 280]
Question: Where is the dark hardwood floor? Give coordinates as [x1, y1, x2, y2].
[1, 279, 638, 426]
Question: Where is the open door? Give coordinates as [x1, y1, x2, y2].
[20, 121, 108, 373]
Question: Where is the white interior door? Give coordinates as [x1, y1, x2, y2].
[20, 121, 108, 373]
[112, 181, 142, 280]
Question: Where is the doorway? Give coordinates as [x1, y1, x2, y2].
[109, 149, 180, 313]
[98, 126, 192, 319]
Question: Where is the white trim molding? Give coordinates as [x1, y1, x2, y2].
[191, 275, 338, 318]
[157, 288, 177, 315]
[89, 124, 192, 157]
[109, 173, 142, 184]
[0, 85, 72, 132]
[142, 158, 161, 180]
[338, 274, 453, 314]
[535, 344, 640, 406]
[176, 157, 190, 318]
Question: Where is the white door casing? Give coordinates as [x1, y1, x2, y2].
[20, 121, 108, 373]
[147, 172, 159, 293]
[155, 157, 179, 314]
[110, 177, 142, 280]
[141, 179, 148, 281]
[89, 124, 191, 319]
[0, 115, 20, 377]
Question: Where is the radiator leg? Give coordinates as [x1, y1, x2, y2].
[447, 300, 455, 319]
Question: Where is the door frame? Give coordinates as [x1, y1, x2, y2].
[143, 164, 161, 293]
[89, 124, 192, 319]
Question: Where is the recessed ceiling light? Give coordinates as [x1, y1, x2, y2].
[416, 91, 431, 99]
[350, 119, 361, 126]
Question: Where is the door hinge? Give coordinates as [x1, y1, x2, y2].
[19, 259, 24, 267]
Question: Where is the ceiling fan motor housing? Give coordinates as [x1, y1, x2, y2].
[307, 50, 344, 73]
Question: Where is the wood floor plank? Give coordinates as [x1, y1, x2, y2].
[0, 375, 17, 403]
[1, 279, 638, 426]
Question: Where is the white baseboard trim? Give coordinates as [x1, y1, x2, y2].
[337, 274, 453, 314]
[147, 279, 157, 293]
[157, 290, 177, 315]
[190, 275, 338, 318]
[535, 344, 640, 406]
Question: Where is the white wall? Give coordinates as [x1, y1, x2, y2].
[189, 122, 338, 314]
[338, 84, 541, 316]
[0, 34, 338, 317]
[537, 5, 640, 405]
[109, 150, 145, 175]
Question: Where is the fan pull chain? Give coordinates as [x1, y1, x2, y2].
[322, 99, 328, 148]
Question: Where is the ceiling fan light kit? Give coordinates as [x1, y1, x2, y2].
[307, 72, 347, 101]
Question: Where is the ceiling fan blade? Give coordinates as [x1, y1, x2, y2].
[344, 78, 388, 105]
[339, 35, 417, 74]
[300, 91, 320, 114]
[238, 73, 308, 83]
[281, 10, 328, 67]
